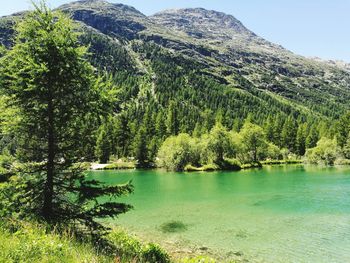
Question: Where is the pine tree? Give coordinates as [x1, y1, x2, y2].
[95, 123, 112, 163]
[337, 112, 350, 148]
[281, 116, 297, 152]
[296, 123, 307, 156]
[0, 4, 133, 233]
[306, 125, 319, 149]
[115, 114, 130, 157]
[343, 132, 350, 159]
[192, 122, 202, 138]
[166, 100, 179, 135]
[155, 111, 166, 139]
[264, 116, 275, 142]
[272, 116, 284, 147]
[133, 126, 150, 168]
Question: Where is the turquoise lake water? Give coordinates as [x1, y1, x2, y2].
[88, 165, 350, 262]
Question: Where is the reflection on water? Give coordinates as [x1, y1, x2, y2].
[88, 165, 350, 262]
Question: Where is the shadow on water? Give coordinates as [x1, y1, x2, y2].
[160, 220, 188, 233]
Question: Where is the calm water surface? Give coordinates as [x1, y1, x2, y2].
[88, 165, 350, 262]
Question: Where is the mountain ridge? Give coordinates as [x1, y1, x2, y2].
[0, 0, 349, 124]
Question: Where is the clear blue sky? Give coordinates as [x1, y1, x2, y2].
[1, 0, 349, 62]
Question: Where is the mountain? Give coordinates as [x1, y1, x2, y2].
[0, 0, 349, 136]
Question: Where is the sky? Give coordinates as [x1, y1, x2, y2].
[1, 0, 349, 62]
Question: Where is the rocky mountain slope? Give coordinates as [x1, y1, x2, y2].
[0, 0, 349, 124]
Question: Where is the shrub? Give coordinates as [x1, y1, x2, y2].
[0, 153, 14, 182]
[157, 133, 197, 171]
[306, 137, 341, 165]
[108, 229, 170, 263]
[264, 143, 282, 160]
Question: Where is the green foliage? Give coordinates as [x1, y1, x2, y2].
[296, 123, 307, 156]
[0, 221, 112, 263]
[265, 143, 283, 160]
[0, 152, 14, 182]
[157, 121, 288, 171]
[108, 229, 170, 263]
[337, 112, 350, 148]
[0, 3, 133, 239]
[95, 121, 113, 163]
[305, 125, 319, 149]
[0, 220, 171, 263]
[157, 133, 196, 171]
[343, 132, 350, 159]
[100, 161, 135, 170]
[0, 3, 349, 169]
[166, 100, 179, 136]
[133, 126, 152, 168]
[238, 122, 267, 163]
[207, 123, 232, 164]
[306, 137, 341, 165]
[281, 116, 297, 152]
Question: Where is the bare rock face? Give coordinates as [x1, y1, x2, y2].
[151, 8, 254, 41]
[59, 0, 148, 40]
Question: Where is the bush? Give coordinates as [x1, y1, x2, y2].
[306, 137, 341, 165]
[142, 243, 170, 263]
[0, 153, 14, 182]
[157, 133, 197, 171]
[221, 158, 241, 170]
[108, 229, 170, 263]
[265, 143, 282, 160]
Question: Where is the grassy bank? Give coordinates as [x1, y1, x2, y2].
[183, 159, 303, 172]
[261, 159, 303, 165]
[0, 220, 224, 263]
[0, 221, 112, 263]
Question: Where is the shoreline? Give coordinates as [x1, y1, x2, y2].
[90, 160, 305, 172]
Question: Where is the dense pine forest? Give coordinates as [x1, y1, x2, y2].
[0, 0, 350, 262]
[1, 2, 350, 171]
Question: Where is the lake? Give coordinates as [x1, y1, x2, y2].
[88, 165, 350, 262]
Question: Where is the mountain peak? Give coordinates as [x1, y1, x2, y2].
[151, 7, 253, 40]
[58, 0, 147, 40]
[59, 0, 145, 17]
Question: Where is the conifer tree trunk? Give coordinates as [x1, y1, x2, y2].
[43, 98, 55, 220]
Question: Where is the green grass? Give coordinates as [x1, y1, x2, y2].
[108, 229, 170, 263]
[335, 159, 350, 165]
[184, 164, 218, 172]
[261, 159, 303, 165]
[0, 221, 112, 263]
[0, 221, 171, 263]
[97, 161, 135, 170]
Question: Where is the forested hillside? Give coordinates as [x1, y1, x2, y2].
[0, 0, 349, 167]
[1, 1, 350, 262]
